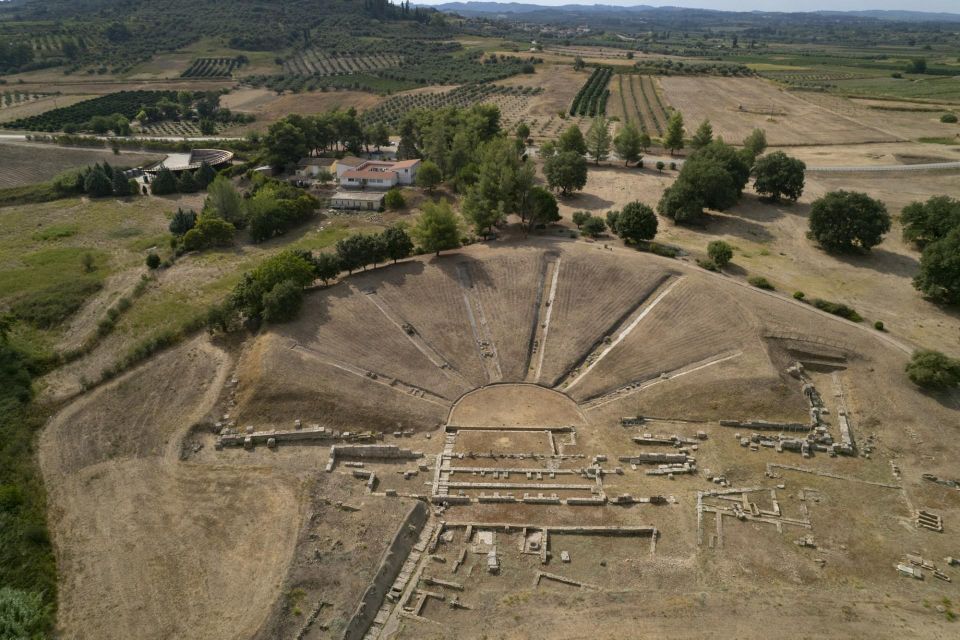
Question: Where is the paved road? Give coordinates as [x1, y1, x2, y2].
[528, 146, 960, 174]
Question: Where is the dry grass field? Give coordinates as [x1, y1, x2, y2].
[221, 87, 383, 133]
[40, 241, 960, 639]
[660, 77, 901, 146]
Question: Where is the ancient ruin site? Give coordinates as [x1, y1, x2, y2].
[40, 240, 960, 639]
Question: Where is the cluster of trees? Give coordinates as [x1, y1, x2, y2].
[0, 40, 34, 72]
[54, 161, 138, 198]
[656, 124, 799, 224]
[540, 121, 614, 195]
[149, 161, 217, 195]
[901, 195, 960, 304]
[333, 225, 414, 273]
[167, 174, 318, 252]
[263, 109, 389, 169]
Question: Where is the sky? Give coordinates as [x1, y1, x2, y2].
[417, 1, 960, 13]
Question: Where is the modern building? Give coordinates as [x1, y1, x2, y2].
[144, 148, 234, 175]
[330, 190, 385, 211]
[338, 159, 421, 190]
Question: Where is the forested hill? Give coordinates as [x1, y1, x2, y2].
[0, 0, 451, 74]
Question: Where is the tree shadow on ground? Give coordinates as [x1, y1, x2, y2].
[696, 211, 776, 244]
[560, 190, 615, 212]
[827, 247, 920, 278]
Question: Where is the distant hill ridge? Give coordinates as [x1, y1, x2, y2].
[427, 2, 960, 22]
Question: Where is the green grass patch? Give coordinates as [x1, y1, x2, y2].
[31, 224, 78, 241]
[748, 275, 775, 290]
[9, 279, 103, 329]
[0, 246, 109, 300]
[0, 182, 67, 208]
[917, 137, 960, 145]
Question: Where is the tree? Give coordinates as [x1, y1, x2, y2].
[516, 122, 530, 140]
[639, 131, 652, 154]
[557, 125, 588, 156]
[264, 120, 308, 169]
[229, 250, 315, 320]
[177, 170, 199, 194]
[524, 186, 560, 232]
[901, 196, 960, 246]
[688, 140, 752, 195]
[384, 188, 406, 210]
[262, 279, 304, 324]
[906, 58, 927, 74]
[146, 252, 161, 269]
[743, 128, 768, 158]
[169, 208, 197, 236]
[83, 164, 113, 197]
[582, 216, 607, 238]
[808, 191, 891, 252]
[913, 227, 960, 304]
[616, 201, 658, 244]
[336, 234, 371, 273]
[112, 170, 133, 197]
[573, 56, 585, 71]
[572, 210, 591, 229]
[416, 160, 443, 193]
[606, 210, 619, 234]
[412, 199, 461, 256]
[679, 158, 739, 211]
[381, 225, 414, 263]
[150, 168, 178, 195]
[544, 151, 587, 196]
[613, 121, 643, 166]
[707, 240, 734, 270]
[195, 161, 217, 189]
[204, 176, 246, 228]
[655, 161, 665, 173]
[585, 116, 611, 165]
[312, 252, 341, 285]
[690, 119, 714, 150]
[460, 137, 531, 236]
[182, 216, 235, 251]
[905, 349, 960, 390]
[657, 179, 705, 224]
[663, 111, 685, 156]
[753, 151, 806, 202]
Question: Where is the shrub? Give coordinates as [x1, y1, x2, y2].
[697, 258, 718, 271]
[941, 113, 958, 124]
[571, 210, 591, 228]
[707, 240, 733, 269]
[146, 252, 161, 269]
[874, 320, 885, 331]
[793, 291, 805, 300]
[905, 349, 960, 389]
[581, 215, 606, 238]
[810, 298, 862, 322]
[748, 275, 774, 290]
[384, 188, 405, 210]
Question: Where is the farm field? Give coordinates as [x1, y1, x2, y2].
[610, 74, 671, 136]
[359, 83, 541, 129]
[220, 87, 382, 132]
[0, 141, 161, 187]
[0, 93, 93, 124]
[660, 76, 900, 146]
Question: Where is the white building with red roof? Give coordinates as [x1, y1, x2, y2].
[338, 159, 421, 190]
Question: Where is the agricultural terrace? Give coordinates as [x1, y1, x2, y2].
[359, 84, 543, 129]
[180, 56, 247, 78]
[282, 51, 403, 77]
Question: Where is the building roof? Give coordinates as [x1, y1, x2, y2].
[298, 157, 335, 167]
[391, 159, 420, 169]
[331, 190, 385, 202]
[342, 168, 399, 180]
[336, 156, 366, 167]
